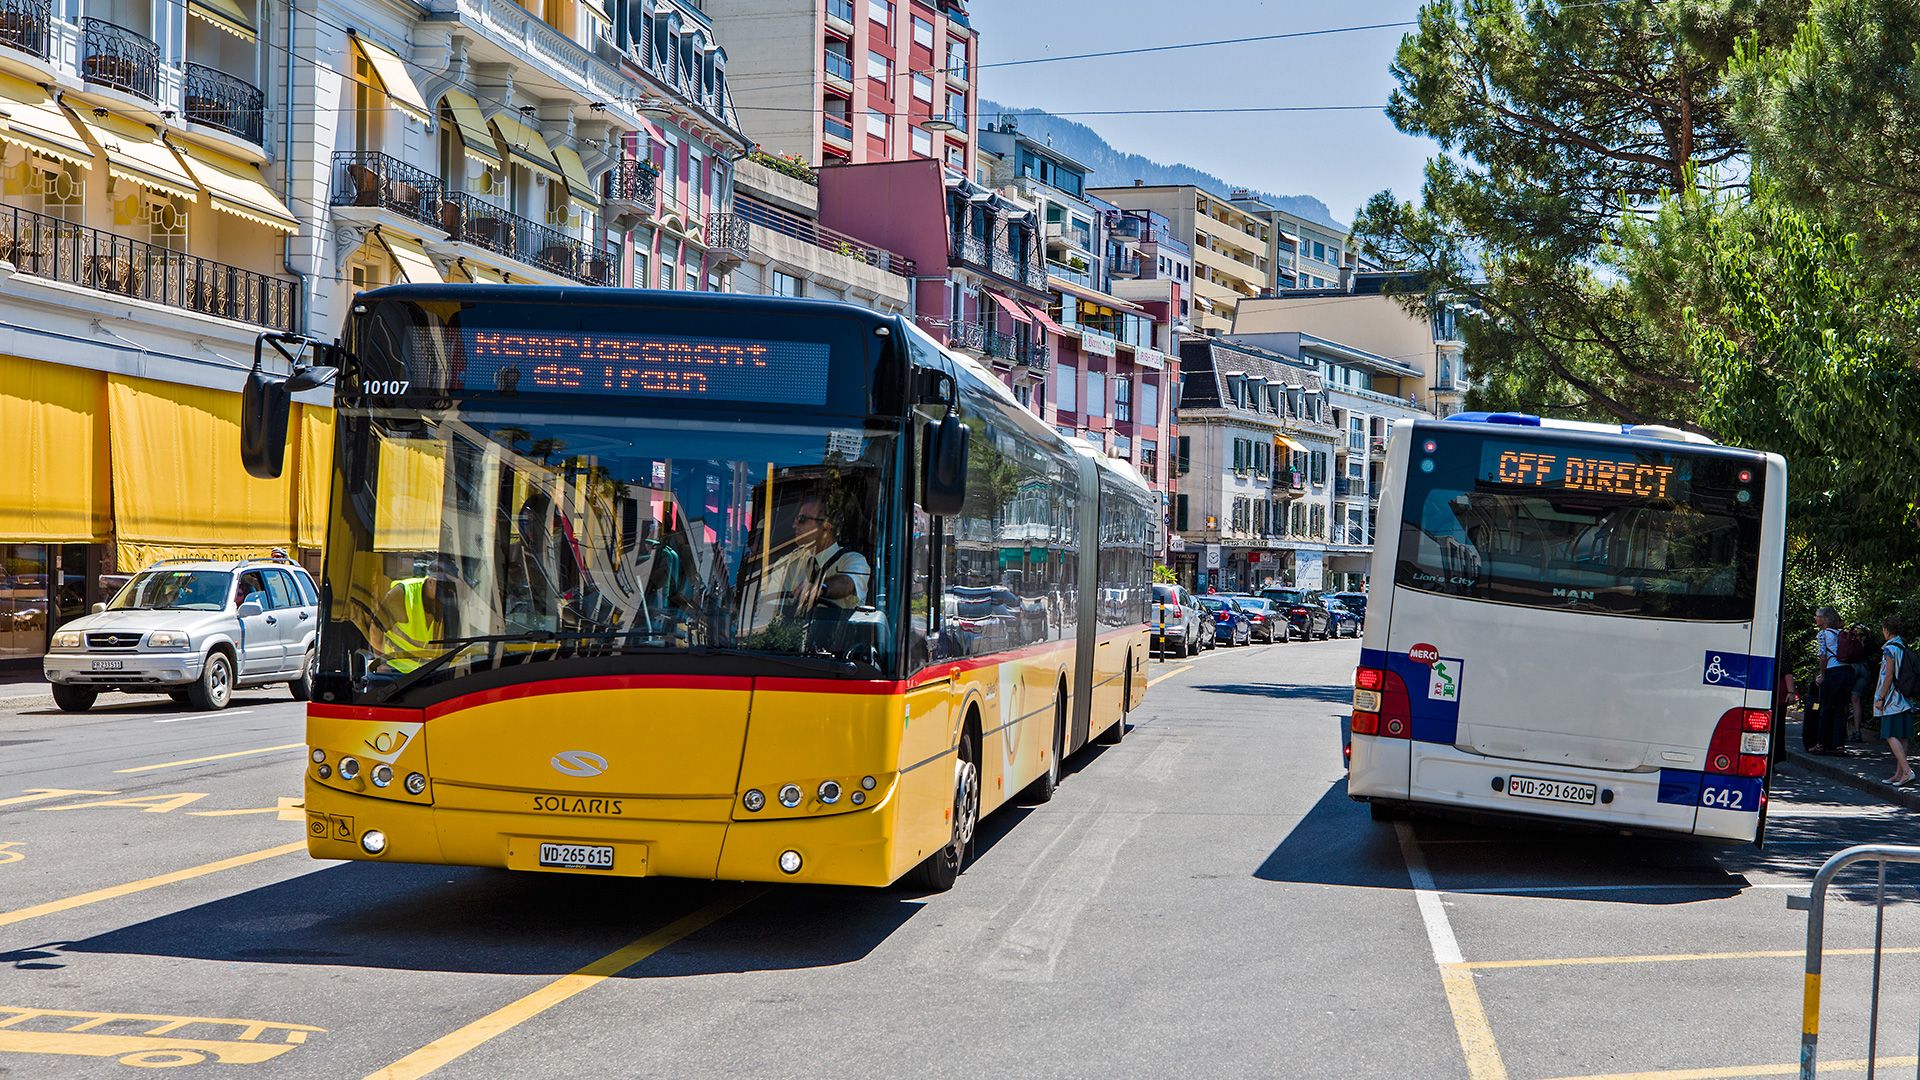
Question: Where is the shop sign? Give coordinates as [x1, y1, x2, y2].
[1135, 347, 1164, 370]
[1204, 543, 1222, 569]
[1168, 534, 1186, 552]
[1080, 331, 1116, 357]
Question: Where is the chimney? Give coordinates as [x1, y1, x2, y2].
[1258, 287, 1275, 298]
[1133, 179, 1143, 186]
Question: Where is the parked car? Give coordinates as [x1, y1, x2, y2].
[1152, 583, 1210, 657]
[1322, 599, 1362, 638]
[1197, 595, 1252, 646]
[1228, 596, 1288, 643]
[1260, 587, 1332, 640]
[41, 557, 320, 712]
[1326, 591, 1368, 631]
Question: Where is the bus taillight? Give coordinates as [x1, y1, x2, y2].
[1353, 666, 1411, 738]
[1355, 667, 1384, 691]
[1708, 708, 1770, 778]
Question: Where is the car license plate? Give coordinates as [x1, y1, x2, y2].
[90, 659, 123, 671]
[1507, 775, 1597, 805]
[538, 842, 613, 869]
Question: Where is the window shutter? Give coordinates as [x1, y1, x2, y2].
[1176, 494, 1189, 531]
[1177, 435, 1190, 474]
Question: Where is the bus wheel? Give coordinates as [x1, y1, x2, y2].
[1369, 801, 1409, 822]
[907, 730, 979, 892]
[1023, 687, 1066, 804]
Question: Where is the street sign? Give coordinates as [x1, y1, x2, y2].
[1204, 543, 1221, 570]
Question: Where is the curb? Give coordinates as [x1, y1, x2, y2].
[1779, 748, 1920, 813]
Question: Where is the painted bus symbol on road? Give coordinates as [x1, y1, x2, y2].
[0, 1005, 324, 1068]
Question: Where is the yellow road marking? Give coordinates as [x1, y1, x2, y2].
[189, 797, 306, 821]
[0, 842, 22, 865]
[0, 841, 306, 928]
[1543, 1055, 1917, 1079]
[1464, 947, 1920, 970]
[0, 789, 119, 808]
[115, 743, 304, 774]
[41, 793, 208, 813]
[1438, 963, 1507, 1080]
[363, 886, 766, 1080]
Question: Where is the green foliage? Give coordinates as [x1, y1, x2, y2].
[750, 150, 816, 185]
[1153, 564, 1177, 585]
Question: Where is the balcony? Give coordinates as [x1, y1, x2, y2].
[824, 49, 853, 83]
[1108, 251, 1140, 278]
[1277, 469, 1304, 491]
[0, 203, 294, 329]
[826, 0, 853, 27]
[1046, 260, 1091, 288]
[602, 157, 658, 216]
[823, 114, 854, 143]
[329, 151, 443, 231]
[442, 190, 616, 285]
[81, 18, 158, 102]
[183, 63, 264, 145]
[0, 0, 49, 60]
[952, 231, 985, 266]
[734, 196, 915, 276]
[947, 319, 984, 351]
[936, 109, 967, 133]
[1044, 221, 1091, 253]
[704, 213, 751, 268]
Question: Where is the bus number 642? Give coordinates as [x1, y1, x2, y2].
[1701, 785, 1744, 810]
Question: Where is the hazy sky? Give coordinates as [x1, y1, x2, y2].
[964, 0, 1440, 226]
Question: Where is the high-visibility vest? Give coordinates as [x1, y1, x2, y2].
[385, 577, 435, 673]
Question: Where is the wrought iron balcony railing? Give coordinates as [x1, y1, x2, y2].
[329, 150, 443, 229]
[982, 328, 1023, 364]
[952, 231, 986, 266]
[184, 63, 264, 145]
[733, 196, 914, 276]
[705, 213, 751, 265]
[603, 158, 658, 208]
[0, 0, 49, 60]
[0, 203, 294, 329]
[947, 319, 985, 351]
[441, 190, 616, 286]
[82, 18, 158, 102]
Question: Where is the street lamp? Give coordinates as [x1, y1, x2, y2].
[922, 115, 957, 132]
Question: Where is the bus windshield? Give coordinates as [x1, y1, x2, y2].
[1395, 430, 1764, 621]
[322, 404, 901, 705]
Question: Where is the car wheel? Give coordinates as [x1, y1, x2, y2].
[50, 683, 97, 713]
[288, 649, 316, 701]
[187, 652, 233, 711]
[906, 729, 978, 891]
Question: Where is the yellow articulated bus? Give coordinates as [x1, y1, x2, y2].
[243, 286, 1154, 890]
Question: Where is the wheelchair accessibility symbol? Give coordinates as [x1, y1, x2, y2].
[1702, 651, 1750, 688]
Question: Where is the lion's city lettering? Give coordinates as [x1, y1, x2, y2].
[531, 795, 624, 815]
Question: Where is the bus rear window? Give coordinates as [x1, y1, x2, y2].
[1395, 431, 1765, 621]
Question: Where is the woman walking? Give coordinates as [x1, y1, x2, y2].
[1872, 615, 1915, 785]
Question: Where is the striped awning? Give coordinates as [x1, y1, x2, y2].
[187, 0, 256, 42]
[172, 139, 299, 233]
[72, 110, 199, 201]
[351, 33, 430, 126]
[376, 229, 443, 283]
[441, 91, 501, 169]
[488, 113, 563, 184]
[0, 74, 93, 170]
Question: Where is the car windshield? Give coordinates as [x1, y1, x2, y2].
[1264, 589, 1308, 606]
[1198, 598, 1231, 611]
[322, 404, 902, 705]
[1239, 599, 1272, 612]
[107, 570, 232, 611]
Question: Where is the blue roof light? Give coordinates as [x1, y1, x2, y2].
[1443, 411, 1542, 426]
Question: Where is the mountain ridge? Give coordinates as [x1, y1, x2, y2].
[978, 99, 1342, 230]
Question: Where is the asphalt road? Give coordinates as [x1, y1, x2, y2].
[1, 642, 1917, 1080]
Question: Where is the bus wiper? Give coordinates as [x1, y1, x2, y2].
[680, 646, 858, 675]
[377, 631, 569, 702]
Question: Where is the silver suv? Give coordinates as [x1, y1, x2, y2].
[42, 558, 320, 712]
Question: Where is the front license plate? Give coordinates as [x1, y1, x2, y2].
[90, 659, 123, 671]
[538, 843, 613, 869]
[1507, 775, 1598, 805]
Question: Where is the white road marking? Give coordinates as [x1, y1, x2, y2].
[156, 710, 254, 723]
[1396, 821, 1463, 964]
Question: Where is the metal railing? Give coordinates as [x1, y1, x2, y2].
[1794, 844, 1920, 1077]
[705, 213, 751, 264]
[603, 158, 658, 208]
[826, 0, 853, 22]
[823, 114, 854, 141]
[81, 17, 158, 101]
[329, 150, 443, 229]
[0, 203, 294, 329]
[733, 196, 914, 277]
[0, 0, 49, 59]
[441, 189, 615, 285]
[824, 49, 853, 81]
[952, 231, 986, 266]
[1046, 260, 1091, 288]
[948, 320, 984, 351]
[939, 109, 967, 132]
[1023, 340, 1048, 369]
[183, 62, 264, 144]
[1109, 251, 1140, 277]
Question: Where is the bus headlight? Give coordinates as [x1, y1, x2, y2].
[742, 789, 765, 812]
[817, 781, 841, 804]
[338, 757, 361, 780]
[778, 784, 802, 808]
[370, 764, 393, 788]
[778, 850, 802, 874]
[360, 830, 387, 855]
[405, 772, 427, 795]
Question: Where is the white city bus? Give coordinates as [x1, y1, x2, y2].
[1348, 413, 1787, 843]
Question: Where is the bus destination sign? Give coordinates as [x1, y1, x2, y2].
[407, 328, 832, 405]
[1479, 441, 1688, 501]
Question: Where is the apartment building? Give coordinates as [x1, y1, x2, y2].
[0, 0, 749, 668]
[1090, 182, 1269, 335]
[706, 0, 977, 174]
[728, 154, 910, 312]
[1232, 272, 1470, 416]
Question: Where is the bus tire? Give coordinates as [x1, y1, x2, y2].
[906, 727, 979, 892]
[1369, 800, 1409, 822]
[1023, 686, 1067, 803]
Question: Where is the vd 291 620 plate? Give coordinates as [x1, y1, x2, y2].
[1507, 775, 1597, 805]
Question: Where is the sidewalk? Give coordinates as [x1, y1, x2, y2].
[1781, 707, 1920, 813]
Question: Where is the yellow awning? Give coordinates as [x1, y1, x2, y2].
[377, 229, 443, 283]
[0, 356, 109, 543]
[552, 146, 598, 209]
[488, 113, 563, 183]
[0, 74, 94, 170]
[187, 0, 256, 41]
[1275, 435, 1307, 453]
[72, 110, 200, 201]
[296, 404, 333, 550]
[351, 34, 431, 126]
[172, 140, 299, 233]
[459, 260, 505, 284]
[441, 91, 501, 169]
[107, 374, 295, 550]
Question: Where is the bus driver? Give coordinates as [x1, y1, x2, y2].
[793, 496, 871, 612]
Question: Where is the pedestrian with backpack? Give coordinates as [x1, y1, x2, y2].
[1812, 606, 1855, 754]
[1872, 615, 1916, 785]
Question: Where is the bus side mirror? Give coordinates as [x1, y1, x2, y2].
[241, 366, 292, 480]
[922, 410, 969, 516]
